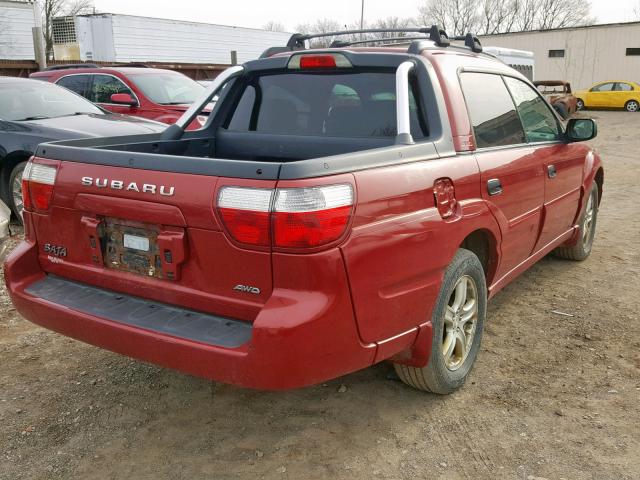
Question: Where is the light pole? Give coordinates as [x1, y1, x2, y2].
[360, 0, 365, 40]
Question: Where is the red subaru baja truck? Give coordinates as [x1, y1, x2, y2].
[4, 27, 603, 393]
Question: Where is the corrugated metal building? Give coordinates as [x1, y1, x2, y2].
[480, 22, 640, 90]
[53, 13, 291, 64]
[0, 0, 35, 60]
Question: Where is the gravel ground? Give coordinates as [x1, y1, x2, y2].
[0, 111, 638, 480]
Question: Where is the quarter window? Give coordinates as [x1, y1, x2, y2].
[90, 75, 134, 104]
[460, 72, 525, 148]
[504, 77, 561, 143]
[56, 75, 90, 97]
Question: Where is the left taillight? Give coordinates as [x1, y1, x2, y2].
[22, 159, 58, 213]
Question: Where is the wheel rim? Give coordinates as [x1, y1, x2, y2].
[443, 275, 478, 371]
[582, 190, 596, 246]
[12, 172, 24, 220]
[627, 101, 639, 112]
[577, 100, 584, 110]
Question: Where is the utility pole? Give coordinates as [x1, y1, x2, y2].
[360, 0, 364, 40]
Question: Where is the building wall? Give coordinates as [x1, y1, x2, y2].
[75, 14, 290, 65]
[479, 23, 640, 90]
[0, 0, 35, 60]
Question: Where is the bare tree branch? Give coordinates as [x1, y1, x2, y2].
[263, 21, 285, 32]
[295, 19, 344, 47]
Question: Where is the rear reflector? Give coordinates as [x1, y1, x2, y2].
[216, 184, 354, 250]
[22, 161, 58, 212]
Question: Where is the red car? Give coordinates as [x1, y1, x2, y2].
[30, 65, 208, 130]
[7, 27, 603, 393]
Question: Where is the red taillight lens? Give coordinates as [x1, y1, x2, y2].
[300, 55, 337, 69]
[273, 185, 353, 248]
[216, 184, 354, 250]
[217, 187, 273, 247]
[22, 160, 58, 213]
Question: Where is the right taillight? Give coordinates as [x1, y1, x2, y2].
[22, 159, 58, 213]
[216, 183, 354, 250]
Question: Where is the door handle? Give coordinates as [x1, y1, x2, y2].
[548, 165, 557, 178]
[487, 178, 502, 196]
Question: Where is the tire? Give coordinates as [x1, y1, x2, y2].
[554, 182, 598, 261]
[8, 161, 27, 222]
[576, 99, 585, 111]
[394, 249, 487, 394]
[624, 100, 639, 112]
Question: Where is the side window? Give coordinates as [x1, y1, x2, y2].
[90, 75, 134, 104]
[615, 83, 633, 91]
[504, 76, 561, 143]
[591, 83, 614, 92]
[460, 72, 525, 148]
[56, 75, 90, 98]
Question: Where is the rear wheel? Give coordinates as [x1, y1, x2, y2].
[625, 100, 639, 112]
[8, 161, 26, 222]
[394, 249, 487, 394]
[554, 182, 598, 261]
[576, 99, 585, 110]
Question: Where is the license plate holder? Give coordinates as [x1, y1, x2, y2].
[103, 220, 162, 278]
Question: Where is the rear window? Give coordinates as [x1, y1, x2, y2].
[225, 72, 426, 139]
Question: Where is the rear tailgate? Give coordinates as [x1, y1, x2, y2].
[29, 158, 275, 322]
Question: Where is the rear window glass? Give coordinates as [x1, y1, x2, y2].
[225, 72, 426, 139]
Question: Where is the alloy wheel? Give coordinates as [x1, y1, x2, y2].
[443, 275, 479, 371]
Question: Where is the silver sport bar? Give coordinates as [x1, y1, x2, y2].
[395, 61, 415, 145]
[163, 65, 245, 139]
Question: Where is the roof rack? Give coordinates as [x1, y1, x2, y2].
[118, 63, 150, 68]
[44, 63, 100, 71]
[260, 25, 483, 58]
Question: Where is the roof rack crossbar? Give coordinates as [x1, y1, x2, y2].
[44, 63, 100, 71]
[451, 33, 483, 53]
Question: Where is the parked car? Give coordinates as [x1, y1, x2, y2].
[534, 80, 577, 119]
[0, 200, 11, 262]
[574, 80, 640, 112]
[30, 66, 209, 129]
[0, 77, 165, 219]
[5, 27, 603, 393]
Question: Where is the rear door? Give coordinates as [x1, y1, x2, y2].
[613, 82, 635, 108]
[503, 76, 584, 250]
[88, 74, 139, 115]
[461, 72, 545, 278]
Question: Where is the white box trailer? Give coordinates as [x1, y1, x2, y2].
[483, 46, 535, 81]
[62, 13, 290, 64]
[0, 0, 36, 60]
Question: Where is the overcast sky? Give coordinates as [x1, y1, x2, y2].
[92, 0, 639, 31]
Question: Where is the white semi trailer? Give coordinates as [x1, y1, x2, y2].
[52, 13, 291, 64]
[483, 46, 535, 81]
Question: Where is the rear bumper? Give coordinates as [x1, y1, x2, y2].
[5, 241, 377, 390]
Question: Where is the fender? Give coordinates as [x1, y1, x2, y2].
[391, 198, 502, 368]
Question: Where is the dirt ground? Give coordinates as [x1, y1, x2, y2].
[1, 111, 639, 480]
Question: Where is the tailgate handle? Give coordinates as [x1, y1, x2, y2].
[81, 216, 104, 265]
[157, 228, 187, 281]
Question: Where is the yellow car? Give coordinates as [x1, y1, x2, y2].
[575, 81, 640, 112]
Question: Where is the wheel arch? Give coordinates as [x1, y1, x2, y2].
[459, 228, 499, 288]
[0, 150, 32, 204]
